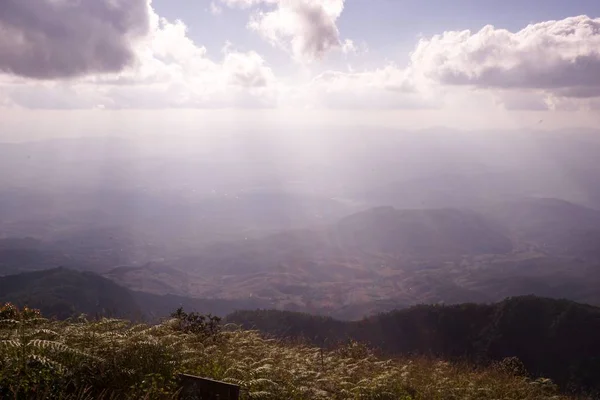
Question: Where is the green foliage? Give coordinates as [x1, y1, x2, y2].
[0, 304, 576, 399]
[0, 268, 142, 320]
[170, 307, 221, 338]
[228, 296, 600, 396]
[494, 357, 529, 378]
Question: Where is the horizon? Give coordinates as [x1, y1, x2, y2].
[2, 1, 600, 140]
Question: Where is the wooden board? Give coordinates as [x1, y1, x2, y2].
[178, 374, 240, 400]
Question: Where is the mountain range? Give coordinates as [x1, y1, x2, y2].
[2, 132, 600, 319]
[2, 197, 600, 319]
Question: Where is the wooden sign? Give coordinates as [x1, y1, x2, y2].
[178, 374, 241, 400]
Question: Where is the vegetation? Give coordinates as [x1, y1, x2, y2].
[4, 197, 600, 322]
[228, 296, 600, 396]
[105, 202, 600, 317]
[0, 303, 573, 399]
[0, 267, 274, 322]
[0, 268, 142, 320]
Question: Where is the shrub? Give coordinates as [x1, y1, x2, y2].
[170, 307, 222, 338]
[0, 304, 575, 399]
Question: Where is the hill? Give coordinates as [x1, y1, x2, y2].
[487, 198, 600, 257]
[0, 237, 79, 276]
[108, 207, 517, 316]
[0, 267, 142, 319]
[333, 206, 512, 256]
[4, 200, 600, 321]
[0, 302, 576, 399]
[0, 267, 276, 321]
[131, 291, 273, 321]
[227, 296, 600, 395]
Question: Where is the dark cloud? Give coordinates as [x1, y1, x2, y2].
[0, 0, 151, 79]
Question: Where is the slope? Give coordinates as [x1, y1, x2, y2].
[0, 267, 142, 319]
[227, 296, 600, 395]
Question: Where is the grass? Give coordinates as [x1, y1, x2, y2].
[0, 304, 577, 399]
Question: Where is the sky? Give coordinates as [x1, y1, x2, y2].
[1, 0, 600, 139]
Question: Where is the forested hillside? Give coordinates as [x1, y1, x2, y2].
[227, 296, 600, 395]
[0, 303, 576, 399]
[0, 267, 272, 321]
[0, 267, 142, 319]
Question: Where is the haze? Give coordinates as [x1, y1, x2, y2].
[1, 0, 600, 319]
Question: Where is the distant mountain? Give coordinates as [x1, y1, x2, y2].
[0, 189, 353, 261]
[227, 296, 600, 395]
[5, 199, 600, 321]
[0, 238, 78, 276]
[489, 198, 600, 232]
[107, 207, 518, 316]
[0, 267, 277, 321]
[361, 172, 529, 210]
[175, 206, 513, 277]
[131, 291, 273, 321]
[333, 207, 512, 256]
[487, 198, 600, 257]
[0, 267, 142, 319]
[0, 234, 142, 276]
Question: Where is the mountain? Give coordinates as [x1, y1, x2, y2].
[227, 296, 600, 395]
[104, 204, 600, 318]
[0, 234, 150, 275]
[333, 207, 512, 256]
[487, 198, 600, 257]
[131, 291, 273, 321]
[0, 301, 575, 400]
[0, 237, 79, 276]
[0, 268, 275, 321]
[106, 207, 516, 316]
[0, 267, 142, 319]
[6, 201, 599, 321]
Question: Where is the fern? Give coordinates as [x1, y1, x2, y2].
[0, 303, 576, 400]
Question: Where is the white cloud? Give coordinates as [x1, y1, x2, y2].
[0, 6, 278, 109]
[222, 0, 348, 61]
[224, 51, 274, 87]
[341, 39, 357, 54]
[209, 2, 223, 15]
[2, 5, 599, 114]
[220, 0, 277, 9]
[411, 15, 600, 99]
[492, 90, 551, 111]
[282, 65, 440, 110]
[312, 66, 415, 94]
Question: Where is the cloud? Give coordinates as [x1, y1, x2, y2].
[282, 65, 440, 110]
[224, 51, 274, 87]
[411, 15, 600, 98]
[221, 0, 277, 8]
[492, 90, 551, 111]
[312, 66, 415, 94]
[0, 10, 278, 109]
[3, 5, 598, 114]
[222, 0, 347, 61]
[341, 39, 357, 54]
[0, 0, 151, 79]
[209, 2, 223, 15]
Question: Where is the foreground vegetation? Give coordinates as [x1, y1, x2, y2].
[228, 296, 600, 396]
[0, 304, 576, 399]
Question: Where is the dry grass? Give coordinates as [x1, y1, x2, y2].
[0, 306, 579, 399]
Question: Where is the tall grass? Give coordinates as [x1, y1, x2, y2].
[0, 304, 576, 399]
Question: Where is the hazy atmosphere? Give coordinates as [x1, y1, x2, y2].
[2, 1, 600, 399]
